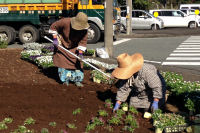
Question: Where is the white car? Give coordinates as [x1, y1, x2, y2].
[149, 9, 200, 28]
[120, 10, 164, 31]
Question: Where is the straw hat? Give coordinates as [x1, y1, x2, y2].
[112, 53, 144, 79]
[71, 12, 90, 30]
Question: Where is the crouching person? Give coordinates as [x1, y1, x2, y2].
[112, 53, 166, 113]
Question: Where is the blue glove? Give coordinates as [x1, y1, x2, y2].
[113, 102, 120, 112]
[53, 38, 58, 47]
[151, 101, 159, 112]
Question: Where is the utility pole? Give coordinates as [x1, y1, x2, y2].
[126, 0, 132, 35]
[104, 0, 113, 58]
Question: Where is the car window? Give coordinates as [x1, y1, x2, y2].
[121, 11, 127, 17]
[181, 10, 187, 14]
[133, 11, 148, 18]
[172, 11, 182, 17]
[162, 11, 173, 16]
[191, 7, 200, 10]
[181, 7, 189, 9]
[92, 0, 102, 5]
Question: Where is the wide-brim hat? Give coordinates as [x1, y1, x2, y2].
[71, 12, 90, 30]
[112, 53, 144, 79]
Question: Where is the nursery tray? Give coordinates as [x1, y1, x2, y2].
[164, 125, 187, 133]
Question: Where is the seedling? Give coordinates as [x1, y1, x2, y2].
[72, 108, 81, 115]
[105, 99, 113, 109]
[41, 128, 49, 133]
[98, 110, 108, 117]
[107, 116, 122, 125]
[129, 106, 138, 115]
[0, 122, 7, 130]
[49, 122, 56, 127]
[24, 117, 35, 125]
[67, 123, 77, 129]
[104, 125, 114, 132]
[3, 117, 13, 124]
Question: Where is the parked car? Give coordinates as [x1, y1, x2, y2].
[120, 10, 164, 31]
[179, 4, 200, 10]
[149, 9, 200, 28]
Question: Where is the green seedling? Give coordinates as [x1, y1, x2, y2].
[107, 116, 122, 125]
[98, 110, 108, 117]
[0, 122, 7, 130]
[41, 128, 49, 133]
[3, 117, 13, 124]
[105, 99, 113, 109]
[104, 125, 114, 132]
[49, 122, 56, 127]
[116, 109, 125, 118]
[24, 117, 35, 125]
[129, 106, 138, 115]
[72, 108, 81, 115]
[85, 123, 96, 132]
[67, 123, 77, 129]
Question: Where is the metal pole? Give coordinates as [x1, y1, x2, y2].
[44, 36, 111, 78]
[126, 0, 132, 35]
[104, 0, 114, 58]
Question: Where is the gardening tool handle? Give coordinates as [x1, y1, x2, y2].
[44, 36, 111, 78]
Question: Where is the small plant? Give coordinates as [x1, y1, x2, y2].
[72, 108, 81, 115]
[49, 121, 56, 127]
[107, 116, 122, 125]
[129, 106, 138, 115]
[125, 114, 138, 129]
[41, 128, 49, 133]
[85, 122, 96, 132]
[0, 122, 7, 130]
[105, 99, 113, 109]
[67, 123, 77, 129]
[0, 41, 8, 49]
[116, 109, 125, 119]
[98, 110, 108, 117]
[24, 117, 35, 125]
[3, 117, 13, 124]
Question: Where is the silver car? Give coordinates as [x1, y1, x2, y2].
[120, 10, 164, 31]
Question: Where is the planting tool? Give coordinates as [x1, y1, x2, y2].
[44, 36, 111, 78]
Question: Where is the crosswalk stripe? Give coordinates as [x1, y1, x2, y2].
[162, 62, 200, 65]
[166, 57, 200, 60]
[162, 36, 200, 65]
[170, 53, 200, 56]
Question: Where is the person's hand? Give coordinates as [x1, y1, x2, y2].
[53, 38, 59, 47]
[113, 101, 121, 112]
[151, 101, 159, 112]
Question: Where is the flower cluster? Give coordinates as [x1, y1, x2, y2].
[35, 56, 53, 68]
[23, 42, 45, 50]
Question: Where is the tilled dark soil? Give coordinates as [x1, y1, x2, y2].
[0, 49, 154, 133]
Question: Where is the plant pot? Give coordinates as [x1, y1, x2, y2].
[155, 128, 163, 133]
[93, 77, 101, 83]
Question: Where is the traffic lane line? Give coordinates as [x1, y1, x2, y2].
[162, 62, 200, 65]
[113, 39, 131, 45]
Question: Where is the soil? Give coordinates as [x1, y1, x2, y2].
[0, 49, 154, 133]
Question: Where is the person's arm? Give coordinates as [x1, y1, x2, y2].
[113, 79, 132, 111]
[77, 31, 88, 53]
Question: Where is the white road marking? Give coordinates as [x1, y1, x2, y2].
[170, 53, 200, 56]
[113, 39, 131, 45]
[166, 57, 200, 60]
[162, 62, 200, 65]
[144, 60, 161, 64]
[162, 36, 200, 65]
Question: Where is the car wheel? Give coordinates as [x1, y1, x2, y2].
[19, 25, 40, 44]
[151, 24, 159, 30]
[0, 25, 14, 44]
[188, 21, 197, 29]
[87, 23, 101, 44]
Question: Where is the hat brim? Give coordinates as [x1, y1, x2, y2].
[71, 17, 90, 30]
[112, 53, 144, 79]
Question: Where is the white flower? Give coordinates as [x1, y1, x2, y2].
[21, 50, 42, 56]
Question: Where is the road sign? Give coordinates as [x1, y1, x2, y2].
[154, 12, 158, 17]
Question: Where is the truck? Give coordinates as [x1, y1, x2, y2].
[0, 0, 120, 44]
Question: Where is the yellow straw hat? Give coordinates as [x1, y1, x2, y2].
[71, 12, 90, 30]
[112, 53, 144, 79]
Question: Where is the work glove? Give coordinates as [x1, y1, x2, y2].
[113, 102, 121, 112]
[151, 101, 159, 112]
[53, 37, 59, 47]
[78, 50, 84, 59]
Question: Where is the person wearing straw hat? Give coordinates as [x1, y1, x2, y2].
[49, 12, 89, 87]
[112, 53, 166, 113]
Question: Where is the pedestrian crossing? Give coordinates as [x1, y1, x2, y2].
[162, 36, 200, 65]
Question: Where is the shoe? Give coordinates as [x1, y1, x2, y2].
[75, 82, 84, 87]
